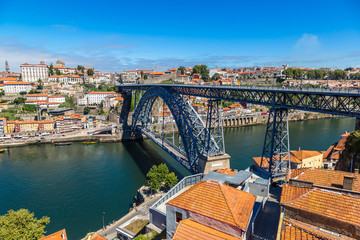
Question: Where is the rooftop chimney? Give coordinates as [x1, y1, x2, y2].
[61, 231, 65, 240]
[355, 169, 359, 174]
[343, 175, 355, 190]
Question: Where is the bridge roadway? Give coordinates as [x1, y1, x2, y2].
[136, 126, 190, 170]
[118, 84, 360, 118]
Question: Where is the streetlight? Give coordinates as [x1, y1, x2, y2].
[102, 212, 105, 230]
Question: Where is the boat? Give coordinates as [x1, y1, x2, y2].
[82, 141, 97, 145]
[53, 142, 72, 146]
[0, 149, 7, 153]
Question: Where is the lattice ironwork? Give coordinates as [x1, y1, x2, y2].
[205, 100, 225, 156]
[119, 84, 360, 118]
[131, 86, 223, 173]
[260, 108, 290, 173]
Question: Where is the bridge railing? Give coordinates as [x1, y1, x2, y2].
[187, 83, 360, 94]
[150, 173, 204, 210]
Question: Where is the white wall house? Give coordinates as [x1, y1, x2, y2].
[4, 82, 32, 94]
[27, 94, 49, 101]
[48, 95, 65, 103]
[48, 75, 82, 85]
[20, 62, 49, 82]
[86, 91, 117, 105]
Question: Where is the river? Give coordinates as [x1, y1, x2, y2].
[0, 117, 355, 239]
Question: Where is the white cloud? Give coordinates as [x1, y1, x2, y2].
[294, 33, 321, 51]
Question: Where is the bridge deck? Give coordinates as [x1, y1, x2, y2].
[118, 84, 360, 118]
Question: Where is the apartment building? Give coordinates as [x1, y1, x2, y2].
[3, 81, 32, 94]
[86, 91, 117, 105]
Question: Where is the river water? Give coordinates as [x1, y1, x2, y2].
[0, 118, 355, 239]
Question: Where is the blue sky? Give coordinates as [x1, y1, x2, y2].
[0, 0, 360, 72]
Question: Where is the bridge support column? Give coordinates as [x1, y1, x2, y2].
[197, 154, 231, 174]
[260, 108, 290, 175]
[356, 118, 360, 131]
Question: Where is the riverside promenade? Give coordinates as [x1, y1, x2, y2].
[82, 192, 164, 240]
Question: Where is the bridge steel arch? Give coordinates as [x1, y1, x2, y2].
[131, 86, 223, 173]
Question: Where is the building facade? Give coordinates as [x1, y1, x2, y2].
[3, 81, 32, 94]
[20, 62, 49, 82]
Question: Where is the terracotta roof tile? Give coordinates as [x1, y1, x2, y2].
[280, 217, 356, 240]
[288, 168, 360, 192]
[216, 168, 237, 176]
[39, 229, 67, 240]
[280, 185, 312, 204]
[166, 180, 256, 230]
[173, 219, 238, 240]
[282, 186, 360, 227]
[93, 235, 107, 240]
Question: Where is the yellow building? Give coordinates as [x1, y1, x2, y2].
[7, 121, 15, 133]
[18, 121, 39, 132]
[39, 120, 55, 131]
[253, 149, 323, 170]
[289, 150, 323, 169]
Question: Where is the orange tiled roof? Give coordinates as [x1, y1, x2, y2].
[93, 235, 107, 240]
[216, 168, 237, 176]
[2, 77, 17, 81]
[88, 91, 117, 94]
[334, 137, 347, 151]
[288, 168, 360, 192]
[173, 219, 238, 240]
[39, 229, 67, 240]
[280, 184, 312, 204]
[4, 81, 30, 85]
[166, 180, 256, 230]
[280, 217, 356, 240]
[254, 150, 322, 167]
[282, 186, 360, 227]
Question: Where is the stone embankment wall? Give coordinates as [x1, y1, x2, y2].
[222, 112, 335, 127]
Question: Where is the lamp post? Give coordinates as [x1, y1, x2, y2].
[102, 212, 105, 230]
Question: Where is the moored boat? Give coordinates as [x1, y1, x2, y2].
[53, 142, 72, 146]
[82, 141, 97, 144]
[0, 149, 7, 153]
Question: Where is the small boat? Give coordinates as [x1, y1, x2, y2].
[82, 141, 97, 145]
[0, 149, 7, 153]
[53, 142, 72, 146]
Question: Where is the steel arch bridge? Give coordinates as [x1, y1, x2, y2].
[129, 86, 224, 174]
[119, 84, 360, 176]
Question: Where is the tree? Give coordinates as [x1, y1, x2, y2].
[49, 63, 54, 75]
[19, 91, 27, 95]
[344, 67, 354, 71]
[144, 75, 148, 80]
[283, 68, 293, 79]
[23, 104, 36, 113]
[192, 65, 210, 82]
[0, 209, 50, 240]
[29, 89, 37, 94]
[0, 90, 4, 96]
[77, 65, 85, 73]
[55, 69, 62, 75]
[165, 172, 178, 188]
[178, 66, 186, 75]
[83, 106, 91, 115]
[13, 97, 26, 105]
[211, 73, 221, 81]
[87, 69, 94, 76]
[146, 165, 162, 191]
[157, 163, 169, 180]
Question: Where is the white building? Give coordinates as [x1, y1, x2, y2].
[25, 94, 65, 108]
[27, 94, 48, 101]
[20, 61, 49, 82]
[48, 75, 82, 84]
[48, 95, 65, 103]
[120, 71, 139, 83]
[86, 91, 117, 105]
[4, 81, 32, 94]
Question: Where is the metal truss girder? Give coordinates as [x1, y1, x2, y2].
[131, 86, 222, 173]
[260, 108, 290, 174]
[118, 85, 360, 118]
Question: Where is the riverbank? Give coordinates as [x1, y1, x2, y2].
[0, 112, 343, 148]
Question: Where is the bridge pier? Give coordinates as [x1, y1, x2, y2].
[356, 118, 360, 131]
[197, 154, 231, 174]
[260, 108, 290, 174]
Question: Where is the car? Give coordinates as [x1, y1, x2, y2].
[40, 137, 45, 140]
[62, 134, 65, 136]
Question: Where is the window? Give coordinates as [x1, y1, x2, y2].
[175, 212, 182, 223]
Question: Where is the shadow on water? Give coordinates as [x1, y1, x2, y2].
[122, 139, 188, 179]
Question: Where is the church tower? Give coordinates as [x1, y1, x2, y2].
[5, 61, 10, 73]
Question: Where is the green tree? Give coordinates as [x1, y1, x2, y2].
[211, 73, 221, 81]
[0, 90, 4, 96]
[283, 68, 293, 79]
[55, 69, 62, 75]
[165, 172, 178, 188]
[192, 65, 210, 81]
[345, 131, 360, 155]
[19, 91, 27, 95]
[83, 106, 91, 115]
[87, 69, 94, 76]
[0, 209, 50, 240]
[77, 65, 85, 73]
[144, 75, 148, 80]
[23, 104, 36, 113]
[146, 165, 162, 191]
[157, 163, 169, 180]
[13, 97, 26, 105]
[29, 89, 37, 94]
[178, 66, 186, 75]
[49, 63, 54, 75]
[344, 67, 354, 71]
